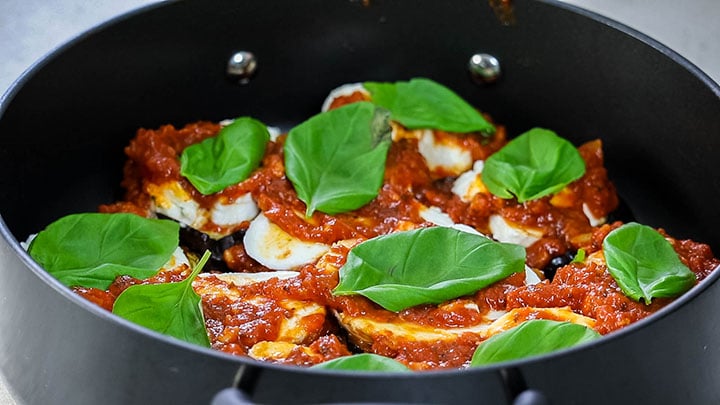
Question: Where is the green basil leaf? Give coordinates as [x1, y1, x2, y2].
[470, 320, 601, 366]
[572, 249, 586, 263]
[112, 250, 212, 347]
[364, 78, 495, 134]
[180, 117, 269, 195]
[284, 102, 392, 216]
[602, 222, 696, 303]
[28, 213, 179, 289]
[482, 128, 586, 203]
[312, 353, 411, 372]
[333, 227, 525, 312]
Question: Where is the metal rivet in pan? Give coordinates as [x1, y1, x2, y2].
[468, 53, 501, 84]
[227, 51, 257, 83]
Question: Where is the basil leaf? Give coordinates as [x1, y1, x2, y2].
[28, 213, 179, 289]
[284, 102, 392, 216]
[180, 117, 269, 195]
[482, 128, 586, 203]
[112, 250, 212, 347]
[312, 353, 411, 372]
[572, 249, 586, 263]
[333, 227, 525, 312]
[364, 78, 495, 134]
[603, 222, 696, 303]
[470, 320, 601, 366]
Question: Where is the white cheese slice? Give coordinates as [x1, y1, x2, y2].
[208, 270, 300, 286]
[148, 180, 259, 239]
[150, 181, 204, 230]
[163, 247, 191, 270]
[489, 214, 543, 248]
[211, 193, 259, 226]
[335, 306, 595, 353]
[266, 126, 282, 142]
[419, 205, 456, 227]
[194, 270, 326, 349]
[583, 203, 606, 226]
[243, 213, 331, 270]
[419, 205, 484, 236]
[320, 82, 369, 112]
[452, 160, 486, 202]
[20, 233, 36, 251]
[417, 129, 473, 176]
[524, 265, 542, 286]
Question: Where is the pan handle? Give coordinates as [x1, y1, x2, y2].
[502, 367, 551, 405]
[210, 387, 551, 405]
[211, 387, 254, 405]
[210, 363, 551, 405]
[512, 390, 550, 405]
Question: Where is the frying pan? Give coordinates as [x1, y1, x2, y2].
[1, 0, 719, 404]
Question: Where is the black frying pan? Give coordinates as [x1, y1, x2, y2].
[1, 1, 719, 404]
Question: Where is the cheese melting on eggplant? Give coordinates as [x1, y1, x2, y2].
[243, 213, 331, 270]
[335, 306, 596, 354]
[194, 271, 327, 355]
[147, 180, 259, 240]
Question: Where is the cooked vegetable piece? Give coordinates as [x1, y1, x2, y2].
[284, 102, 392, 216]
[603, 222, 696, 303]
[482, 128, 586, 202]
[364, 78, 495, 134]
[112, 251, 212, 347]
[28, 213, 178, 289]
[470, 320, 600, 366]
[312, 353, 411, 372]
[333, 227, 525, 312]
[180, 117, 269, 195]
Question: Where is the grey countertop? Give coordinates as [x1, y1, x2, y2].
[1, 0, 718, 403]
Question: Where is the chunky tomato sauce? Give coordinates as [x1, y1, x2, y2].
[83, 91, 720, 371]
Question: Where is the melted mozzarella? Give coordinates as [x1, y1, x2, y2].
[149, 181, 202, 229]
[335, 306, 595, 352]
[320, 83, 369, 112]
[210, 271, 300, 286]
[417, 130, 473, 176]
[419, 205, 456, 227]
[147, 181, 259, 239]
[211, 193, 259, 226]
[583, 203, 606, 226]
[195, 271, 326, 349]
[419, 205, 483, 236]
[489, 214, 543, 248]
[164, 247, 190, 270]
[244, 213, 331, 270]
[451, 160, 486, 202]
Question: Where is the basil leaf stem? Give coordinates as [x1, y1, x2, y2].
[112, 250, 212, 347]
[180, 117, 269, 195]
[284, 102, 392, 216]
[482, 128, 586, 203]
[333, 227, 525, 312]
[364, 78, 495, 134]
[28, 213, 179, 289]
[470, 320, 601, 366]
[312, 353, 411, 372]
[602, 222, 696, 303]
